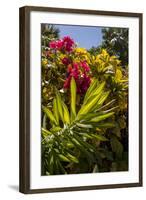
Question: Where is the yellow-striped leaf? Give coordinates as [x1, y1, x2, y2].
[53, 98, 59, 125]
[90, 112, 114, 123]
[42, 106, 57, 125]
[97, 91, 110, 105]
[70, 77, 76, 122]
[77, 91, 103, 119]
[83, 79, 98, 104]
[62, 102, 70, 124]
[56, 92, 64, 122]
[41, 128, 52, 137]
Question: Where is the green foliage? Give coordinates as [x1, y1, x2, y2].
[42, 78, 117, 175]
[101, 28, 128, 66]
[41, 24, 60, 47]
[89, 28, 128, 66]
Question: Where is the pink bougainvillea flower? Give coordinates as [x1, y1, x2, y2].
[72, 63, 79, 70]
[49, 41, 57, 49]
[56, 40, 63, 49]
[67, 64, 72, 73]
[49, 36, 75, 52]
[63, 76, 71, 89]
[62, 36, 74, 52]
[49, 40, 63, 50]
[64, 62, 91, 95]
[81, 61, 90, 72]
[62, 57, 71, 66]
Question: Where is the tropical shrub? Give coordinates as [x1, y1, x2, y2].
[41, 32, 128, 175]
[89, 28, 128, 66]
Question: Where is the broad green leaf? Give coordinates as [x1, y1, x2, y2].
[65, 142, 74, 148]
[79, 113, 101, 122]
[91, 133, 108, 141]
[83, 82, 106, 107]
[56, 91, 64, 122]
[62, 102, 70, 124]
[70, 77, 76, 122]
[50, 126, 62, 133]
[97, 91, 110, 105]
[70, 136, 95, 161]
[42, 114, 47, 128]
[119, 79, 128, 83]
[80, 110, 115, 123]
[73, 133, 96, 152]
[65, 152, 79, 163]
[58, 154, 70, 162]
[53, 98, 59, 125]
[96, 122, 115, 128]
[42, 106, 57, 125]
[77, 93, 102, 119]
[83, 79, 98, 104]
[96, 99, 116, 112]
[91, 81, 106, 97]
[77, 82, 106, 118]
[48, 152, 54, 175]
[41, 128, 52, 137]
[81, 133, 93, 139]
[90, 112, 114, 123]
[76, 122, 93, 129]
[102, 106, 118, 114]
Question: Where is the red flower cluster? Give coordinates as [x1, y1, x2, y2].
[64, 61, 91, 94]
[62, 57, 71, 66]
[49, 36, 75, 52]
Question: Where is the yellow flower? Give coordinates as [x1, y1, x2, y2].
[73, 47, 91, 63]
[75, 47, 87, 55]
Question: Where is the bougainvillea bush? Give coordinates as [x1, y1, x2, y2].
[41, 26, 128, 175]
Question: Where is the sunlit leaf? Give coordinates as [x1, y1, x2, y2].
[62, 102, 70, 124]
[56, 91, 64, 122]
[97, 91, 110, 106]
[90, 112, 114, 123]
[83, 79, 98, 104]
[53, 98, 59, 125]
[42, 106, 57, 125]
[50, 126, 62, 133]
[91, 133, 108, 141]
[70, 77, 76, 122]
[42, 128, 52, 137]
[58, 154, 70, 162]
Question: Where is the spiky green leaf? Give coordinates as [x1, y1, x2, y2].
[56, 92, 64, 122]
[62, 102, 70, 124]
[53, 98, 59, 125]
[70, 77, 76, 122]
[42, 106, 57, 125]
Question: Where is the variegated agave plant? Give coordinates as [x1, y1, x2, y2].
[41, 77, 117, 175]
